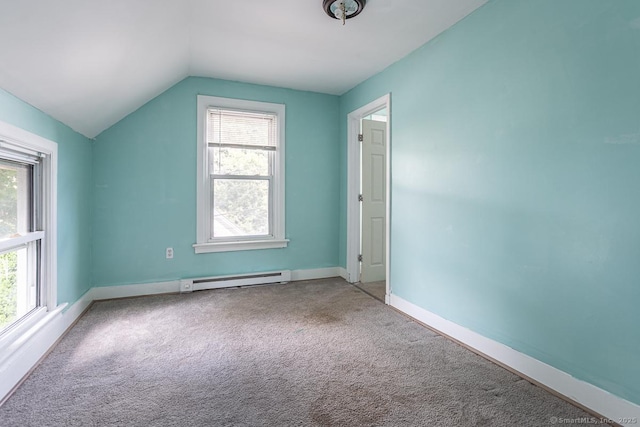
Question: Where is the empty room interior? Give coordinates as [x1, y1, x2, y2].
[0, 0, 639, 425]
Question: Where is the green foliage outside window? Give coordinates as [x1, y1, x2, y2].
[0, 168, 18, 238]
[0, 251, 17, 330]
[212, 147, 270, 236]
[0, 167, 18, 329]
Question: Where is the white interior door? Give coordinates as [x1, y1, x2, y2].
[360, 119, 386, 283]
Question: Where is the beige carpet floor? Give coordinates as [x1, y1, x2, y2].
[0, 278, 595, 426]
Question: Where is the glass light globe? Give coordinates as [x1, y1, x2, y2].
[344, 0, 358, 14]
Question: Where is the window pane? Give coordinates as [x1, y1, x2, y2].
[0, 160, 32, 239]
[0, 247, 35, 332]
[208, 109, 276, 147]
[212, 179, 269, 238]
[209, 146, 270, 176]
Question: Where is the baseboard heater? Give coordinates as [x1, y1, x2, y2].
[179, 270, 291, 293]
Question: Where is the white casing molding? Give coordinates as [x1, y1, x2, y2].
[0, 119, 62, 405]
[346, 94, 391, 302]
[0, 119, 58, 321]
[194, 95, 287, 254]
[390, 294, 640, 426]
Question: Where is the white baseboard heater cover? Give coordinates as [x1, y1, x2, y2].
[179, 270, 291, 293]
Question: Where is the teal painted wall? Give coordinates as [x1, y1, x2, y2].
[92, 77, 340, 286]
[0, 88, 92, 305]
[3, 0, 637, 408]
[340, 0, 640, 405]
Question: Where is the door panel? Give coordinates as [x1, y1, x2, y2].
[371, 154, 384, 202]
[361, 119, 386, 283]
[370, 218, 385, 266]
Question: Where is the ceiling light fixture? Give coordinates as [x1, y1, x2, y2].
[323, 0, 366, 26]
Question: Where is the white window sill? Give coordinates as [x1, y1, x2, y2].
[0, 304, 66, 363]
[193, 239, 289, 254]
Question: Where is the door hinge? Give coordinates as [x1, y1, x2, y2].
[358, 134, 363, 142]
[358, 254, 363, 262]
[358, 194, 363, 202]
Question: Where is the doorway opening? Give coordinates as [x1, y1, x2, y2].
[346, 94, 391, 303]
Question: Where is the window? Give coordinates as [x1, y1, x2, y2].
[0, 126, 56, 339]
[194, 96, 287, 253]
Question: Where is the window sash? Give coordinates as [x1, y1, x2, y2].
[209, 145, 274, 177]
[210, 176, 273, 240]
[207, 110, 276, 241]
[0, 231, 44, 253]
[208, 142, 276, 152]
[210, 175, 273, 180]
[0, 240, 41, 330]
[0, 147, 43, 335]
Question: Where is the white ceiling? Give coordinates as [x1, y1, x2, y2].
[0, 0, 487, 138]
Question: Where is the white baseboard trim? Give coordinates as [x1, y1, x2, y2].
[93, 268, 345, 300]
[0, 288, 93, 404]
[91, 280, 181, 300]
[338, 267, 348, 281]
[390, 294, 640, 426]
[290, 267, 341, 281]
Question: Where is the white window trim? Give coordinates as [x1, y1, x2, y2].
[0, 120, 58, 353]
[194, 95, 287, 254]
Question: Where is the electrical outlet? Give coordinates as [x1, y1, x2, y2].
[166, 247, 174, 259]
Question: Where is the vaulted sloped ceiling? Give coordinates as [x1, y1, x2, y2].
[0, 0, 487, 138]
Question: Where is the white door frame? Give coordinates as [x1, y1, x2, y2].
[346, 93, 391, 303]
